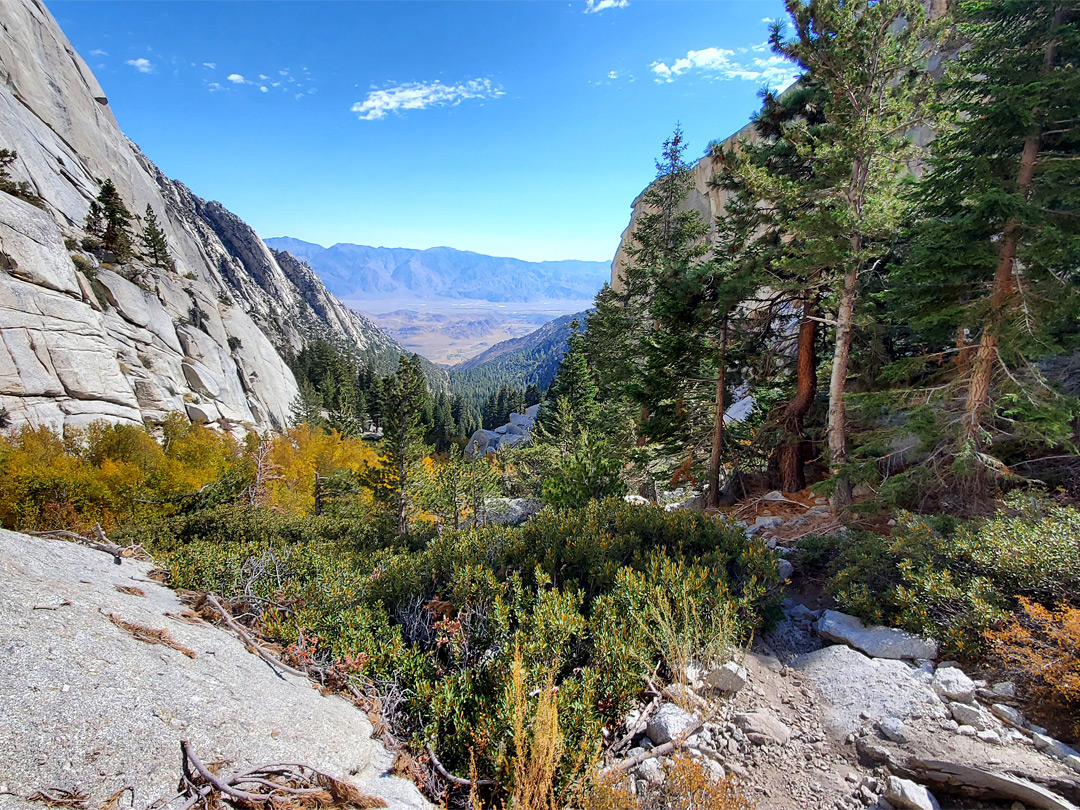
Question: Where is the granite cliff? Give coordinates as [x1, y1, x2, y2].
[0, 0, 426, 433]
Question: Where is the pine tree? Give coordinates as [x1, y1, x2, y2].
[768, 0, 939, 508]
[380, 354, 429, 536]
[538, 322, 599, 432]
[89, 179, 135, 260]
[887, 0, 1080, 493]
[140, 204, 175, 271]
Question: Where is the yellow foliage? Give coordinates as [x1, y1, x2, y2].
[265, 423, 381, 515]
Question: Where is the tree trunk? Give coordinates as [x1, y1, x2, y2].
[775, 295, 819, 493]
[706, 318, 729, 509]
[962, 8, 1054, 444]
[828, 262, 859, 511]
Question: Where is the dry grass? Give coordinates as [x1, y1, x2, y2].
[585, 755, 754, 810]
[114, 585, 146, 597]
[107, 613, 196, 659]
[510, 645, 563, 810]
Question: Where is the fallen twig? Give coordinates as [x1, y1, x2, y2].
[106, 612, 195, 659]
[599, 717, 706, 775]
[609, 694, 662, 758]
[33, 600, 73, 611]
[203, 593, 308, 679]
[425, 746, 495, 788]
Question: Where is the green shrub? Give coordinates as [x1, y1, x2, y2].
[140, 498, 781, 790]
[808, 493, 1080, 655]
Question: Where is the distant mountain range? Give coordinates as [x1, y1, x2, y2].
[264, 237, 610, 303]
[449, 312, 588, 404]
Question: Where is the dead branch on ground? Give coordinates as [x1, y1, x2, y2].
[202, 593, 308, 679]
[105, 612, 196, 658]
[177, 740, 387, 810]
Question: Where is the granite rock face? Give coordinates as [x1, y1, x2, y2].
[0, 0, 431, 433]
[0, 529, 430, 810]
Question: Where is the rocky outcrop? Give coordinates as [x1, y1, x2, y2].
[0, 0, 433, 433]
[0, 529, 429, 810]
[464, 403, 540, 456]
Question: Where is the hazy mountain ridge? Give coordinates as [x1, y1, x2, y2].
[265, 237, 610, 304]
[449, 311, 587, 402]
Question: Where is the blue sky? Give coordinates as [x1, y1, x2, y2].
[47, 0, 797, 263]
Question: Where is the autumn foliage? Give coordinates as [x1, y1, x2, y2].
[985, 598, 1080, 738]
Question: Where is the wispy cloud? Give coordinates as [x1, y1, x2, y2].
[227, 73, 246, 84]
[90, 48, 108, 56]
[651, 44, 799, 89]
[125, 57, 153, 74]
[585, 0, 628, 13]
[351, 78, 504, 121]
[202, 62, 216, 69]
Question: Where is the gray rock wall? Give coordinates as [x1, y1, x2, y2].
[0, 0, 423, 433]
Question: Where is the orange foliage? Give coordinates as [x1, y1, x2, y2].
[587, 755, 753, 810]
[985, 597, 1080, 737]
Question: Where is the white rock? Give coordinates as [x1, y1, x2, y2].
[991, 681, 1017, 698]
[976, 729, 1003, 745]
[754, 515, 783, 529]
[990, 704, 1024, 727]
[792, 645, 946, 738]
[733, 710, 790, 745]
[763, 490, 785, 501]
[950, 703, 991, 730]
[957, 725, 977, 737]
[879, 718, 908, 744]
[646, 704, 698, 746]
[884, 776, 939, 810]
[932, 666, 976, 703]
[778, 559, 795, 580]
[705, 661, 747, 693]
[624, 494, 650, 506]
[816, 610, 939, 660]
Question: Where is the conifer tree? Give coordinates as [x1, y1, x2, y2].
[888, 0, 1080, 491]
[538, 322, 599, 432]
[380, 354, 429, 536]
[768, 0, 938, 508]
[85, 179, 135, 259]
[140, 204, 175, 271]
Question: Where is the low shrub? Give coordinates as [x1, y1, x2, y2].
[985, 598, 1080, 740]
[146, 498, 780, 794]
[804, 493, 1080, 656]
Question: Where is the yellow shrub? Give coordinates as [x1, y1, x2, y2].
[266, 424, 381, 515]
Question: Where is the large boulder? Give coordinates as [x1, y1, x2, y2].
[792, 644, 946, 738]
[816, 610, 938, 660]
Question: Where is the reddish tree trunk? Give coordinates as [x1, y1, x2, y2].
[775, 296, 818, 493]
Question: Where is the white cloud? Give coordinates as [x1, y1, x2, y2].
[607, 70, 619, 79]
[125, 57, 153, 74]
[202, 62, 216, 69]
[260, 86, 269, 93]
[585, 0, 628, 13]
[762, 16, 775, 23]
[258, 74, 269, 80]
[227, 73, 246, 84]
[650, 44, 799, 89]
[351, 78, 504, 121]
[90, 48, 107, 56]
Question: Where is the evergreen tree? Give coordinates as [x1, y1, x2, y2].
[140, 204, 175, 271]
[767, 0, 938, 508]
[289, 378, 324, 428]
[524, 383, 542, 408]
[887, 0, 1080, 492]
[538, 322, 599, 432]
[380, 354, 429, 536]
[0, 148, 39, 204]
[89, 179, 135, 260]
